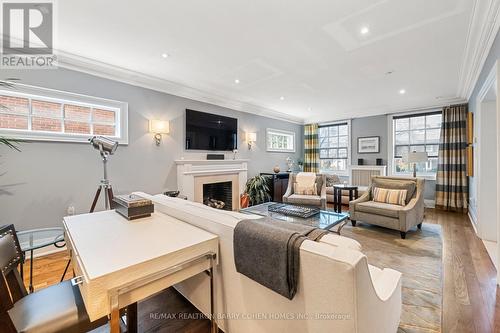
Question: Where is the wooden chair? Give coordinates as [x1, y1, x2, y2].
[0, 224, 107, 332]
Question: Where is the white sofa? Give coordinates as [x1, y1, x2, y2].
[135, 192, 402, 333]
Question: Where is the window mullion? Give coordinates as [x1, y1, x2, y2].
[61, 103, 65, 133]
[27, 97, 32, 131]
[90, 108, 94, 135]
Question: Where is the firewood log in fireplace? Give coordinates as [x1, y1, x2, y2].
[204, 198, 226, 209]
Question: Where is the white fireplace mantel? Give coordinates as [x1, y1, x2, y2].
[175, 159, 248, 210]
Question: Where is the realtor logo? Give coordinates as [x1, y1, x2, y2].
[1, 1, 57, 68]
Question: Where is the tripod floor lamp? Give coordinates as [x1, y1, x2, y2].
[61, 136, 118, 281]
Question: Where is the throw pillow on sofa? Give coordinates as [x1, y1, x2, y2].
[371, 178, 416, 204]
[372, 187, 407, 206]
[293, 182, 317, 195]
[325, 174, 341, 187]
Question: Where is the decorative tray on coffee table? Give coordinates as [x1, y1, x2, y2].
[267, 203, 320, 218]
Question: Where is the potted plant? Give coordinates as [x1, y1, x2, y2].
[244, 175, 271, 206]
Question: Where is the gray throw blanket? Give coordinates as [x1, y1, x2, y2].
[233, 217, 329, 300]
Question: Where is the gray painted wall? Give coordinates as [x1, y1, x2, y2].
[349, 114, 435, 201]
[468, 28, 500, 219]
[351, 115, 388, 166]
[0, 68, 303, 230]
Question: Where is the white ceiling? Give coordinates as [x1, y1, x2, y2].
[54, 0, 491, 123]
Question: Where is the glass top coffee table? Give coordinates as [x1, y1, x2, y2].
[240, 202, 350, 234]
[17, 227, 65, 293]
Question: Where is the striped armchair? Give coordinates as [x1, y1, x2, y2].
[349, 176, 425, 239]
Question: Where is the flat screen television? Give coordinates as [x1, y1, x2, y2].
[185, 109, 238, 151]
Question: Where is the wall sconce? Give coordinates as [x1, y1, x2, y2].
[246, 132, 257, 150]
[149, 120, 170, 146]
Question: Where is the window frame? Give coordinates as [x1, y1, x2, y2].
[266, 128, 296, 153]
[318, 120, 351, 176]
[0, 83, 128, 144]
[387, 110, 442, 180]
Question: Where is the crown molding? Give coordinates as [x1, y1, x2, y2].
[457, 0, 500, 99]
[55, 51, 305, 125]
[304, 97, 467, 123]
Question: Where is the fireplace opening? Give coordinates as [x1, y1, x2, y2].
[203, 181, 232, 211]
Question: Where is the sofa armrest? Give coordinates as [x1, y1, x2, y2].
[349, 190, 370, 208]
[283, 181, 293, 200]
[319, 233, 362, 251]
[370, 267, 402, 302]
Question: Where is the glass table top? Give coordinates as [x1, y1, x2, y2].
[17, 227, 65, 252]
[240, 202, 349, 230]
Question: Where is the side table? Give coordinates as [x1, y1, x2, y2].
[333, 185, 359, 213]
[17, 227, 66, 293]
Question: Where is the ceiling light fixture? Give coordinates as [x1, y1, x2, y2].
[360, 26, 370, 35]
[280, 96, 285, 101]
[234, 79, 240, 84]
[161, 53, 169, 58]
[399, 89, 406, 95]
[307, 107, 312, 112]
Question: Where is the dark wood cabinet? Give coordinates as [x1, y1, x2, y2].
[260, 173, 290, 203]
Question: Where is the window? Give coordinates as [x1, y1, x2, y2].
[319, 122, 349, 173]
[392, 111, 442, 176]
[0, 84, 128, 143]
[266, 128, 295, 152]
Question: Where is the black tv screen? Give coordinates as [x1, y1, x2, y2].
[185, 109, 238, 151]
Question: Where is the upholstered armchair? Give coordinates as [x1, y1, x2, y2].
[283, 173, 327, 209]
[349, 176, 425, 239]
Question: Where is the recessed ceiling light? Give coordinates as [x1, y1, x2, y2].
[280, 96, 285, 101]
[161, 53, 169, 58]
[234, 79, 240, 84]
[360, 26, 370, 35]
[399, 89, 406, 94]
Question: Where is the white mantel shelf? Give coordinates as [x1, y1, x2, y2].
[183, 168, 248, 176]
[175, 159, 250, 165]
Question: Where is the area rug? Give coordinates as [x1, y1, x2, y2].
[340, 222, 442, 333]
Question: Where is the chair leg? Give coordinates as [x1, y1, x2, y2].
[61, 258, 71, 282]
[400, 232, 406, 239]
[417, 223, 422, 230]
[351, 220, 356, 227]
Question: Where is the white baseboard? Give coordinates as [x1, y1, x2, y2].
[424, 199, 436, 208]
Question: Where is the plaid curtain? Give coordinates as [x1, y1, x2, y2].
[435, 104, 468, 212]
[304, 123, 319, 173]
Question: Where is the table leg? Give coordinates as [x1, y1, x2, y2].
[126, 302, 138, 333]
[349, 190, 353, 203]
[61, 259, 71, 282]
[29, 249, 34, 293]
[335, 188, 341, 214]
[355, 189, 359, 199]
[110, 293, 121, 333]
[20, 253, 24, 280]
[333, 188, 337, 213]
[209, 256, 218, 333]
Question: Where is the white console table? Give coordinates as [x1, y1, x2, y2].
[63, 210, 219, 333]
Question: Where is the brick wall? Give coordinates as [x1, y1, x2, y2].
[93, 108, 115, 123]
[0, 114, 28, 129]
[32, 117, 62, 132]
[32, 100, 61, 117]
[1, 94, 118, 136]
[0, 95, 29, 114]
[65, 121, 90, 134]
[65, 104, 90, 121]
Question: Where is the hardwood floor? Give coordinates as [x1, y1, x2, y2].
[21, 209, 500, 332]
